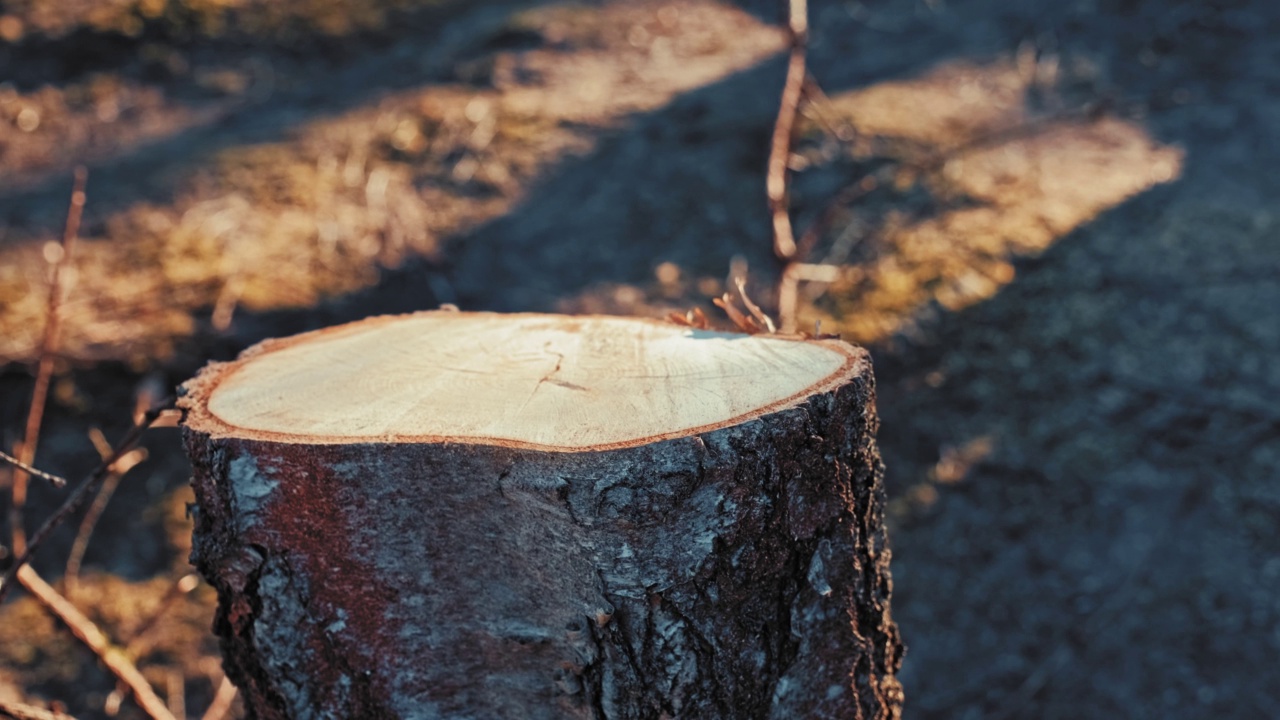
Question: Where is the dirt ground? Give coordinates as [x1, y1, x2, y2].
[1, 0, 1277, 718]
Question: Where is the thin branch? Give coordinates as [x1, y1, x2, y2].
[713, 294, 763, 334]
[0, 401, 172, 604]
[15, 565, 177, 720]
[198, 677, 238, 720]
[667, 307, 711, 330]
[64, 439, 148, 598]
[777, 262, 841, 334]
[0, 168, 171, 720]
[733, 277, 776, 333]
[766, 0, 808, 261]
[0, 698, 78, 720]
[165, 669, 185, 720]
[0, 450, 67, 489]
[9, 166, 87, 555]
[793, 174, 878, 268]
[123, 573, 201, 659]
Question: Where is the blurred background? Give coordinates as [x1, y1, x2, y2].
[0, 0, 1276, 717]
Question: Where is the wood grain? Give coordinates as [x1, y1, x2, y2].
[182, 312, 863, 451]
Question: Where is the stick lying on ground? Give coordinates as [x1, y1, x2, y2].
[15, 565, 176, 720]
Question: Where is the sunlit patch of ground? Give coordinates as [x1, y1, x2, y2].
[0, 0, 444, 40]
[0, 79, 224, 190]
[794, 60, 1183, 345]
[0, 570, 234, 718]
[0, 0, 783, 365]
[0, 0, 457, 190]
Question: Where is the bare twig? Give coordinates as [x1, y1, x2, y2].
[87, 571, 200, 717]
[733, 276, 776, 333]
[766, 0, 843, 334]
[713, 293, 763, 334]
[0, 167, 172, 720]
[64, 431, 148, 598]
[0, 401, 172, 604]
[9, 166, 87, 555]
[777, 263, 842, 334]
[767, 0, 808, 261]
[0, 698, 78, 720]
[210, 277, 243, 333]
[103, 689, 125, 717]
[62, 469, 122, 599]
[165, 670, 185, 720]
[667, 307, 711, 330]
[16, 565, 177, 720]
[198, 677, 238, 720]
[123, 573, 201, 659]
[0, 450, 67, 489]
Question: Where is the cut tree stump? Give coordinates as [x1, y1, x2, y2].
[180, 311, 903, 720]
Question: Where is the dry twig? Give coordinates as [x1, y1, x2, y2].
[733, 276, 776, 333]
[777, 262, 841, 334]
[8, 166, 86, 555]
[123, 573, 201, 659]
[15, 565, 177, 720]
[766, 0, 846, 334]
[165, 670, 185, 720]
[0, 170, 188, 720]
[198, 677, 238, 720]
[0, 401, 172, 604]
[63, 428, 148, 598]
[713, 293, 763, 334]
[666, 307, 711, 330]
[766, 0, 808, 262]
[95, 573, 200, 720]
[0, 451, 67, 489]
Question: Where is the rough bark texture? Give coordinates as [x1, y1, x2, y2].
[182, 327, 902, 719]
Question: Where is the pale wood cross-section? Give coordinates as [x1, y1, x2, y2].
[183, 311, 862, 451]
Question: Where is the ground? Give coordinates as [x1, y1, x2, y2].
[0, 0, 1277, 718]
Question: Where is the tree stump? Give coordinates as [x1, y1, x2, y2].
[179, 311, 903, 720]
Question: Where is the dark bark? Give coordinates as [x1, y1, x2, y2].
[182, 353, 902, 719]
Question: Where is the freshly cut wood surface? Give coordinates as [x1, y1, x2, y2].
[184, 311, 862, 450]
